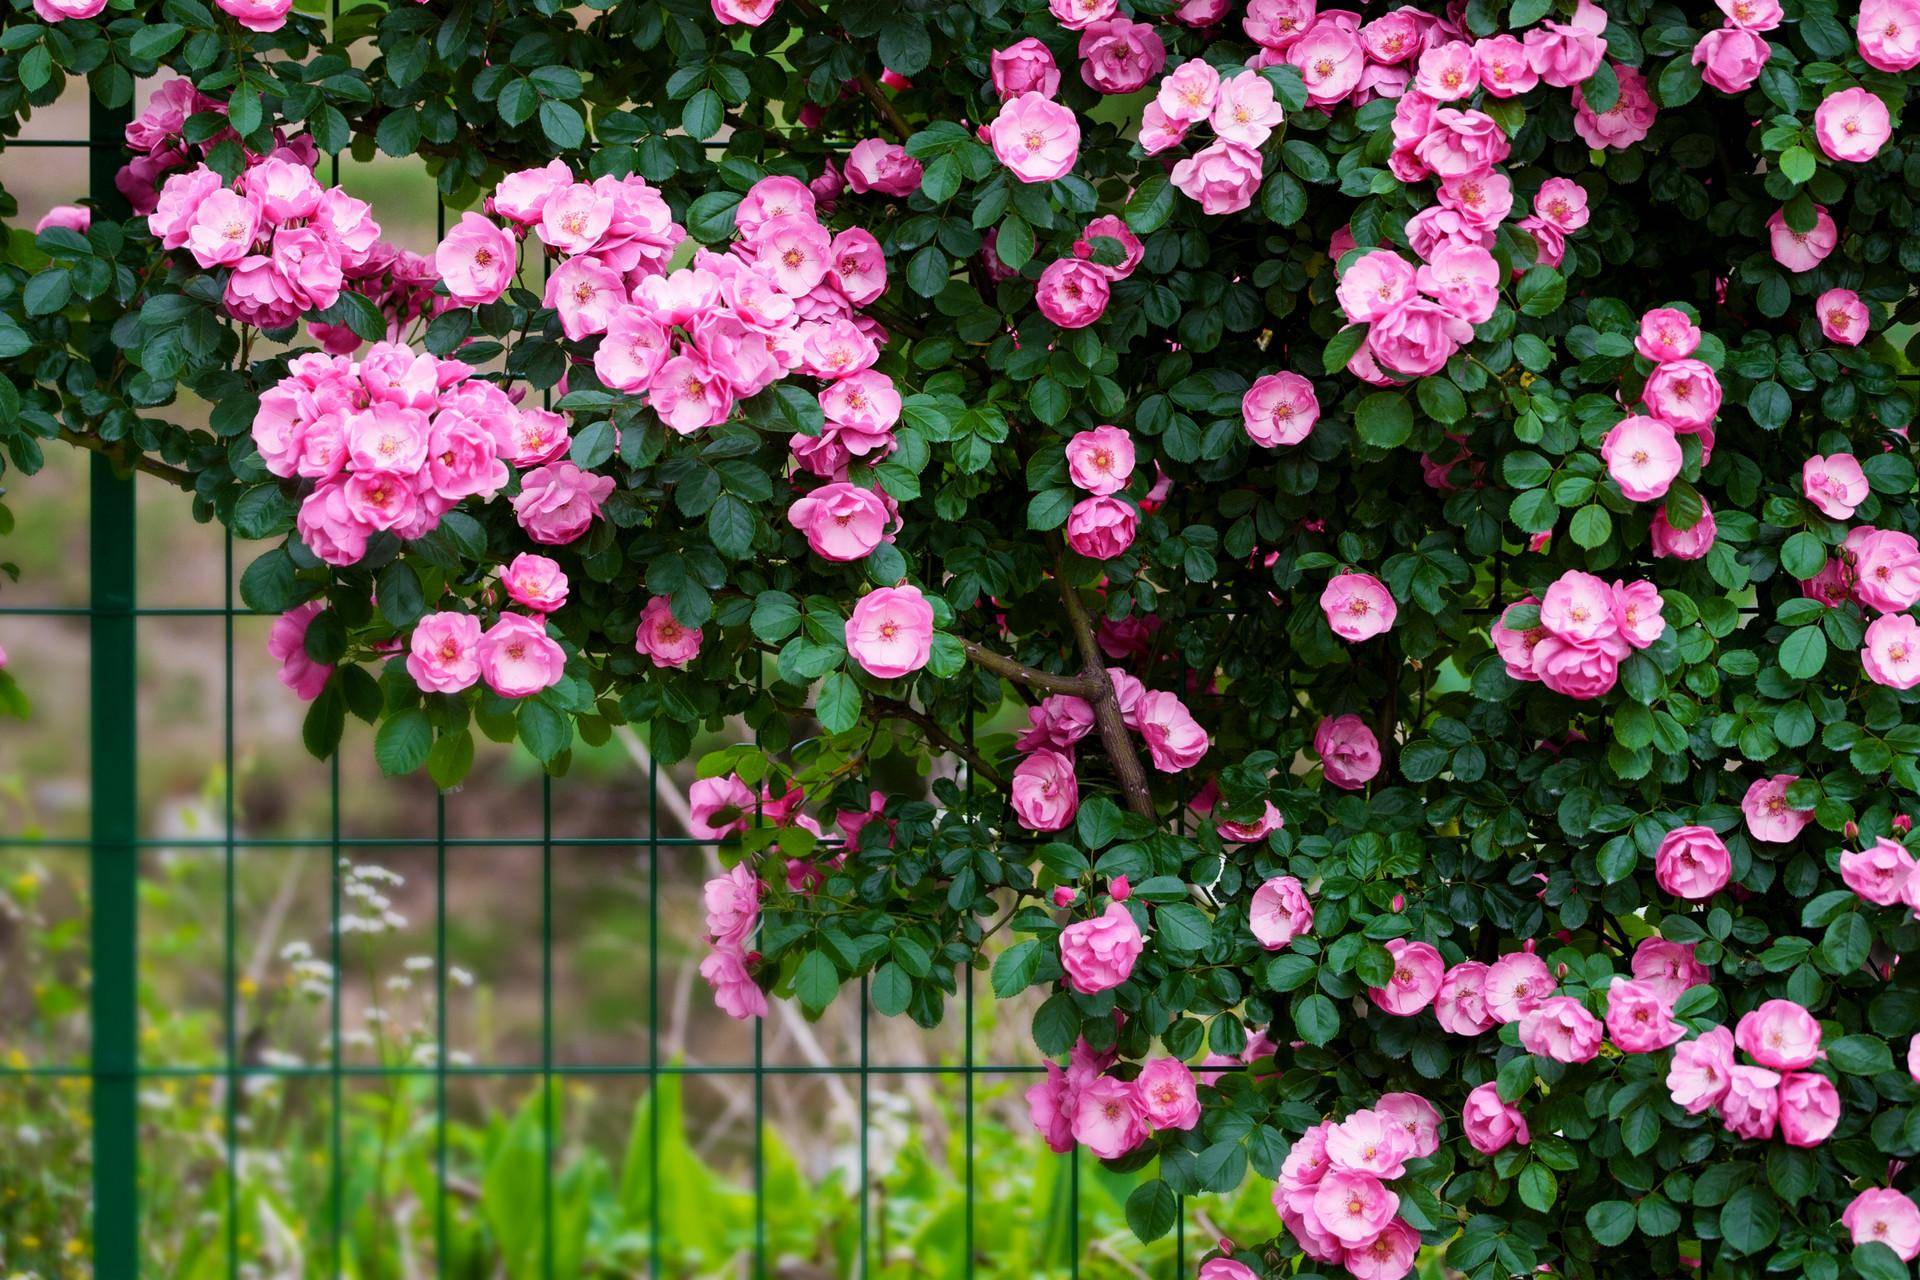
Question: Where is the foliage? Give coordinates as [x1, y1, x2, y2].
[8, 0, 1920, 1276]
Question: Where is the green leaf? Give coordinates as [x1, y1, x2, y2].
[870, 962, 912, 1017]
[374, 708, 433, 776]
[876, 17, 932, 76]
[990, 939, 1046, 998]
[1719, 1185, 1780, 1254]
[815, 671, 860, 735]
[1829, 1034, 1894, 1075]
[1516, 266, 1566, 316]
[232, 485, 298, 540]
[1569, 504, 1612, 549]
[1354, 392, 1413, 448]
[1823, 912, 1871, 973]
[794, 950, 840, 1016]
[427, 728, 475, 789]
[23, 270, 72, 317]
[682, 88, 723, 140]
[1295, 993, 1338, 1046]
[1156, 903, 1212, 952]
[1853, 1243, 1911, 1280]
[1125, 175, 1175, 234]
[1026, 486, 1075, 531]
[1076, 796, 1123, 850]
[517, 699, 571, 764]
[1748, 380, 1791, 430]
[239, 547, 304, 614]
[707, 494, 756, 559]
[1779, 146, 1816, 185]
[1517, 1164, 1557, 1212]
[1126, 1180, 1178, 1244]
[539, 100, 586, 149]
[1585, 1200, 1637, 1247]
[1779, 626, 1827, 680]
[1780, 531, 1826, 579]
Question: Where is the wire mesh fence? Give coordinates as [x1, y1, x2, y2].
[0, 76, 1232, 1280]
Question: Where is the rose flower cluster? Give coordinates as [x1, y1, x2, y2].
[1491, 569, 1667, 700]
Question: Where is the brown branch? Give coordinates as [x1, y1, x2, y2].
[958, 638, 1096, 696]
[870, 696, 1007, 790]
[787, 0, 914, 142]
[57, 427, 199, 492]
[1052, 560, 1158, 821]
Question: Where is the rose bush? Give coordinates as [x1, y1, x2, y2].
[9, 0, 1920, 1275]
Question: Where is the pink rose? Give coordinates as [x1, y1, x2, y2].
[544, 255, 623, 341]
[1742, 774, 1813, 844]
[787, 482, 891, 562]
[1461, 1081, 1527, 1154]
[185, 188, 262, 268]
[1865, 614, 1920, 690]
[296, 483, 371, 567]
[1198, 1260, 1256, 1280]
[1313, 714, 1381, 789]
[1320, 573, 1396, 642]
[1843, 835, 1917, 905]
[1216, 800, 1284, 845]
[513, 462, 614, 546]
[1415, 40, 1479, 101]
[1157, 57, 1222, 124]
[216, 0, 292, 32]
[710, 0, 778, 25]
[34, 205, 91, 236]
[700, 947, 767, 1020]
[405, 611, 483, 694]
[477, 613, 565, 698]
[1249, 875, 1314, 949]
[1287, 21, 1364, 105]
[1337, 250, 1417, 325]
[1367, 939, 1443, 1016]
[267, 602, 333, 701]
[1375, 1092, 1441, 1158]
[1767, 204, 1838, 273]
[1025, 1060, 1077, 1153]
[1012, 748, 1079, 832]
[1059, 900, 1144, 994]
[1325, 1108, 1409, 1179]
[1416, 243, 1499, 325]
[688, 775, 755, 839]
[1475, 34, 1539, 97]
[1719, 0, 1783, 29]
[1655, 825, 1732, 900]
[1574, 63, 1657, 149]
[634, 595, 703, 669]
[1169, 140, 1264, 216]
[1692, 27, 1770, 93]
[992, 39, 1062, 100]
[1651, 500, 1716, 560]
[1519, 996, 1603, 1063]
[1435, 961, 1495, 1036]
[703, 863, 760, 948]
[1077, 18, 1166, 95]
[1777, 1070, 1840, 1147]
[1065, 495, 1137, 560]
[1642, 359, 1721, 432]
[1138, 689, 1209, 772]
[1736, 999, 1825, 1072]
[1816, 86, 1892, 162]
[1860, 0, 1920, 71]
[1413, 108, 1510, 180]
[1601, 415, 1683, 501]
[1803, 452, 1868, 520]
[1210, 70, 1286, 147]
[491, 160, 572, 226]
[1344, 1216, 1419, 1280]
[1310, 1169, 1398, 1246]
[1484, 951, 1556, 1025]
[1667, 1026, 1735, 1114]
[1635, 308, 1699, 362]
[989, 92, 1081, 183]
[1817, 287, 1870, 345]
[1242, 371, 1319, 447]
[845, 584, 934, 679]
[1531, 632, 1626, 700]
[1035, 258, 1111, 328]
[1050, 0, 1117, 30]
[32, 0, 106, 18]
[1720, 1064, 1781, 1140]
[502, 553, 569, 614]
[1016, 694, 1097, 752]
[1853, 528, 1920, 612]
[1632, 938, 1711, 1003]
[1065, 425, 1135, 496]
[1133, 1058, 1201, 1130]
[1605, 978, 1685, 1053]
[1137, 101, 1190, 154]
[1524, 0, 1607, 86]
[1844, 1189, 1920, 1261]
[844, 139, 923, 197]
[1367, 297, 1473, 377]
[1077, 214, 1143, 280]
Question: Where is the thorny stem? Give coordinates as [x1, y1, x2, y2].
[1052, 555, 1159, 822]
[957, 638, 1096, 696]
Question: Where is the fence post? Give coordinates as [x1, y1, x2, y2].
[89, 94, 139, 1280]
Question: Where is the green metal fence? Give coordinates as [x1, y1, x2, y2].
[0, 84, 1223, 1280]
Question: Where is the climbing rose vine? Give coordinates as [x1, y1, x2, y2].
[12, 0, 1920, 1274]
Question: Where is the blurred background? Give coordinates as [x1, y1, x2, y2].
[0, 69, 1281, 1280]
